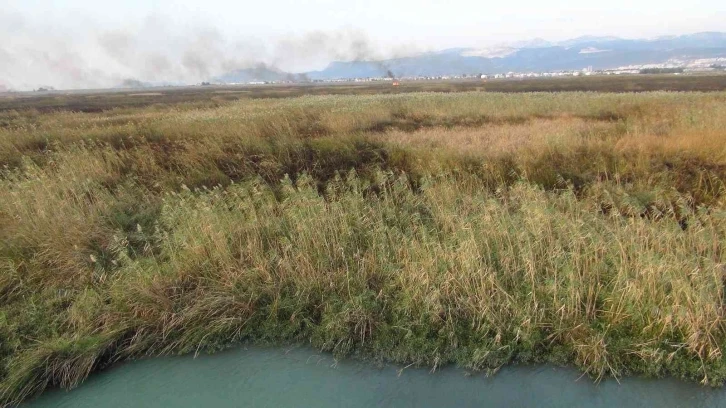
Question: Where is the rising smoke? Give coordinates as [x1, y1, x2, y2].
[0, 12, 405, 91]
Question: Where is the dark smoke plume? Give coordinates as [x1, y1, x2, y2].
[1, 11, 406, 90]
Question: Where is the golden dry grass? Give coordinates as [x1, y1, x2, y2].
[1, 90, 726, 405]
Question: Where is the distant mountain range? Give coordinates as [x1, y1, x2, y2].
[216, 32, 726, 83]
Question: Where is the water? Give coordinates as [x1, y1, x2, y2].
[25, 346, 726, 407]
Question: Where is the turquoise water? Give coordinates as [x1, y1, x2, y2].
[24, 346, 726, 407]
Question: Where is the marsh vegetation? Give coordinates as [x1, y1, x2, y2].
[1, 86, 726, 405]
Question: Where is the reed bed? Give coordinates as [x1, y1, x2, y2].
[1, 91, 726, 405]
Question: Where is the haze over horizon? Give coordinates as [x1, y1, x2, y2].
[2, 0, 726, 90]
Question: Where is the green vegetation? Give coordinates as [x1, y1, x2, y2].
[1, 88, 726, 405]
[640, 68, 685, 74]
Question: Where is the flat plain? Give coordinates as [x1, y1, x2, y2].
[2, 75, 726, 405]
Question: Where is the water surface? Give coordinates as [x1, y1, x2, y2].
[25, 346, 726, 407]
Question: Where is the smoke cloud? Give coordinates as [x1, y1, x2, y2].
[0, 12, 404, 91]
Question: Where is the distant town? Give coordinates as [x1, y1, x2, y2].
[6, 57, 724, 93]
[219, 57, 726, 86]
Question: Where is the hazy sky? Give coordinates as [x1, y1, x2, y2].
[2, 0, 725, 89]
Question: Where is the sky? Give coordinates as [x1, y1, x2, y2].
[2, 0, 725, 90]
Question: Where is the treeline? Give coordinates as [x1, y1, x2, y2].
[639, 68, 684, 74]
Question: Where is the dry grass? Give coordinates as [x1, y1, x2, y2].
[1, 90, 726, 406]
